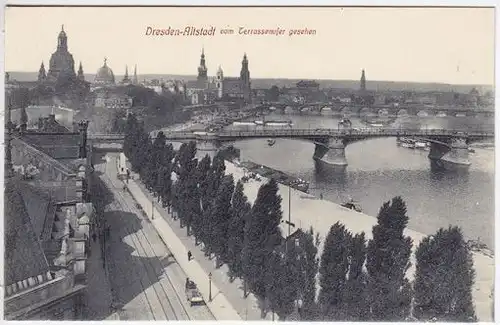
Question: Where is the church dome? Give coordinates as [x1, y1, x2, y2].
[94, 58, 115, 85]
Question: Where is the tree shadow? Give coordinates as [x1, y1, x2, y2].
[92, 151, 108, 165]
[90, 174, 115, 211]
[86, 208, 179, 320]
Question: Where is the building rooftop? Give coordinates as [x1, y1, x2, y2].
[4, 178, 51, 286]
[21, 132, 81, 160]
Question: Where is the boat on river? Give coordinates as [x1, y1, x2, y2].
[254, 120, 293, 126]
[341, 198, 362, 212]
[397, 137, 416, 149]
[397, 137, 429, 150]
[267, 139, 276, 146]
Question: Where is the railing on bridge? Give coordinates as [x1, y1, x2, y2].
[89, 128, 494, 142]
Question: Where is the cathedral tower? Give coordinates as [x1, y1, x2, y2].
[360, 69, 366, 92]
[240, 53, 251, 102]
[47, 25, 76, 81]
[197, 48, 208, 85]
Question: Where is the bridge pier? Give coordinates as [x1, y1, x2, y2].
[196, 140, 220, 152]
[428, 137, 470, 171]
[313, 137, 347, 170]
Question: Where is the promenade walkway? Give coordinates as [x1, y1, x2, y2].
[126, 179, 249, 320]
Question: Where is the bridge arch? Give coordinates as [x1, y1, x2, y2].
[341, 107, 352, 116]
[269, 106, 277, 111]
[360, 107, 371, 115]
[397, 109, 408, 117]
[300, 107, 311, 113]
[436, 111, 447, 117]
[284, 106, 294, 114]
[320, 107, 334, 115]
[455, 113, 466, 117]
[417, 110, 429, 117]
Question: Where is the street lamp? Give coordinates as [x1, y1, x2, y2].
[208, 272, 213, 302]
[151, 200, 154, 220]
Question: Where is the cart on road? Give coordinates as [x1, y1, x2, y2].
[185, 278, 205, 306]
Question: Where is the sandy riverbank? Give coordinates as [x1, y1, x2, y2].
[224, 161, 494, 322]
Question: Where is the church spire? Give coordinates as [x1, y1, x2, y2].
[57, 24, 68, 52]
[197, 48, 208, 82]
[38, 61, 47, 82]
[360, 69, 366, 91]
[240, 52, 250, 79]
[133, 64, 138, 84]
[77, 61, 85, 81]
[122, 65, 131, 84]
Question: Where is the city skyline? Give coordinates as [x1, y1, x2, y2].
[4, 6, 495, 85]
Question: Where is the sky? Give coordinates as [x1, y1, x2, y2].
[4, 6, 495, 85]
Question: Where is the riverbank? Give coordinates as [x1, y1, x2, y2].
[223, 161, 494, 322]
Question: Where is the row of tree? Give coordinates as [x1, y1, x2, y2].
[123, 113, 477, 322]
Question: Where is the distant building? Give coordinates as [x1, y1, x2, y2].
[94, 58, 115, 86]
[44, 25, 77, 82]
[360, 69, 366, 92]
[296, 80, 320, 93]
[185, 49, 252, 104]
[94, 89, 133, 109]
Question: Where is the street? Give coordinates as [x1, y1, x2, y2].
[93, 153, 214, 320]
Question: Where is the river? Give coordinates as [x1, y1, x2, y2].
[224, 113, 495, 250]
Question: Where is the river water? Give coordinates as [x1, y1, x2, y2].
[225, 113, 495, 250]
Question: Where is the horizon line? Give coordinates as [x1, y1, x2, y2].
[7, 70, 493, 88]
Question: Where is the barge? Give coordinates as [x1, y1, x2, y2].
[237, 160, 310, 193]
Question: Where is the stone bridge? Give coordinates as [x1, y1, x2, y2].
[90, 128, 494, 171]
[257, 102, 495, 118]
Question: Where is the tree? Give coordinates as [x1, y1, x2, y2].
[342, 232, 369, 321]
[190, 155, 211, 245]
[242, 178, 283, 300]
[366, 196, 413, 321]
[123, 113, 138, 159]
[414, 226, 476, 322]
[183, 158, 200, 236]
[200, 153, 226, 253]
[226, 180, 251, 280]
[151, 132, 167, 196]
[268, 85, 281, 101]
[318, 222, 352, 320]
[173, 141, 197, 229]
[299, 227, 321, 320]
[265, 249, 297, 320]
[206, 174, 235, 267]
[197, 154, 212, 212]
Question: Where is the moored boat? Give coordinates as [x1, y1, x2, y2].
[341, 198, 362, 212]
[254, 120, 293, 126]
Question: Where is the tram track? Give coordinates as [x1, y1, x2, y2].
[96, 157, 204, 320]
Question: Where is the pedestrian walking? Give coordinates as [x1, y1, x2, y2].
[320, 193, 323, 200]
[187, 250, 192, 261]
[92, 233, 97, 242]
